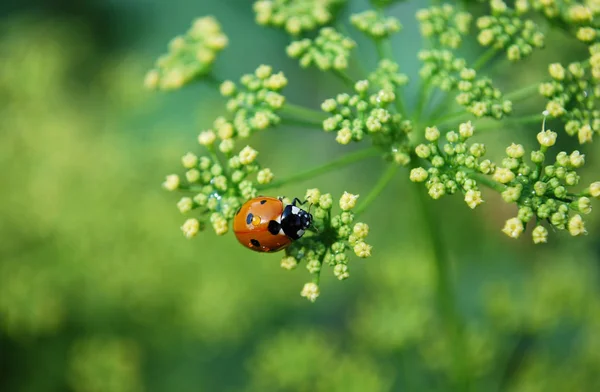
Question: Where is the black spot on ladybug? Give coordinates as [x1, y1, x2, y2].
[250, 239, 260, 247]
[246, 213, 254, 225]
[235, 207, 241, 216]
[260, 199, 267, 204]
[268, 220, 280, 235]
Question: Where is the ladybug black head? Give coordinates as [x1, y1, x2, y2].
[280, 204, 313, 240]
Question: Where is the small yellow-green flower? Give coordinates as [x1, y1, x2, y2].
[300, 282, 320, 302]
[181, 218, 200, 238]
[568, 214, 586, 236]
[532, 225, 548, 244]
[502, 217, 524, 239]
[339, 192, 359, 211]
[162, 174, 180, 191]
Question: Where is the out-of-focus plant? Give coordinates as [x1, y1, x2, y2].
[146, 0, 600, 390]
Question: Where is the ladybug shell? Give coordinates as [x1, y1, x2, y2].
[233, 197, 292, 253]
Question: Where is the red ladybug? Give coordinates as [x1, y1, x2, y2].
[233, 197, 312, 252]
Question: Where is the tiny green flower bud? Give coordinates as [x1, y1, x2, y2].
[569, 151, 585, 168]
[410, 167, 429, 182]
[219, 138, 235, 154]
[428, 183, 446, 199]
[340, 192, 359, 211]
[193, 193, 208, 206]
[181, 218, 200, 239]
[530, 150, 544, 163]
[506, 143, 525, 159]
[568, 214, 586, 236]
[163, 174, 180, 191]
[431, 155, 445, 168]
[537, 129, 557, 147]
[257, 168, 274, 184]
[446, 131, 459, 143]
[219, 80, 236, 96]
[458, 121, 475, 139]
[415, 144, 431, 159]
[532, 225, 548, 244]
[548, 63, 565, 80]
[239, 145, 258, 165]
[177, 197, 194, 213]
[502, 217, 524, 239]
[280, 256, 298, 270]
[186, 169, 201, 183]
[181, 152, 199, 168]
[353, 222, 369, 239]
[518, 206, 534, 222]
[578, 124, 593, 144]
[575, 197, 592, 214]
[589, 182, 600, 198]
[464, 189, 483, 209]
[470, 143, 486, 158]
[333, 263, 350, 280]
[355, 80, 369, 93]
[198, 130, 217, 146]
[331, 241, 346, 254]
[305, 188, 321, 204]
[319, 193, 333, 209]
[353, 241, 372, 258]
[306, 259, 321, 273]
[502, 186, 522, 203]
[300, 282, 320, 302]
[425, 126, 440, 141]
[493, 168, 515, 184]
[534, 181, 547, 196]
[336, 128, 353, 144]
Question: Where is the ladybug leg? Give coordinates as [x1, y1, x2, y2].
[291, 198, 308, 206]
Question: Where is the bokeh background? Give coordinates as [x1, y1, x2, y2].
[1, 0, 599, 391]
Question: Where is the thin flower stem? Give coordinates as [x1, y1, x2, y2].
[355, 164, 398, 216]
[414, 80, 433, 126]
[431, 109, 469, 127]
[280, 103, 328, 127]
[476, 113, 543, 132]
[413, 182, 471, 392]
[258, 147, 380, 190]
[473, 47, 500, 71]
[505, 83, 540, 102]
[465, 171, 506, 193]
[374, 33, 408, 117]
[334, 69, 356, 89]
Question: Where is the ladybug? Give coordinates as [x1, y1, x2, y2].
[233, 196, 313, 253]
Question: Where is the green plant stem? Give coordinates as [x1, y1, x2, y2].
[280, 103, 328, 128]
[431, 109, 469, 127]
[505, 83, 540, 102]
[473, 47, 499, 71]
[334, 69, 356, 89]
[413, 181, 471, 392]
[373, 34, 408, 117]
[355, 164, 398, 216]
[258, 147, 380, 190]
[464, 171, 506, 193]
[476, 113, 543, 132]
[414, 80, 433, 126]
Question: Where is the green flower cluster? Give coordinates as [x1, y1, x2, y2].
[527, 0, 598, 26]
[286, 27, 355, 71]
[419, 50, 512, 118]
[163, 142, 274, 238]
[144, 16, 228, 90]
[416, 4, 472, 48]
[218, 64, 288, 139]
[253, 0, 344, 35]
[497, 124, 598, 243]
[368, 59, 409, 92]
[539, 47, 600, 143]
[476, 1, 545, 61]
[409, 121, 487, 208]
[321, 80, 412, 164]
[411, 117, 600, 243]
[280, 189, 372, 302]
[350, 10, 402, 39]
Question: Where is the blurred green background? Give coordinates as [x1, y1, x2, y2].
[1, 1, 599, 391]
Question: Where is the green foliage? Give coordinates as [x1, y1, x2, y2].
[2, 0, 600, 391]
